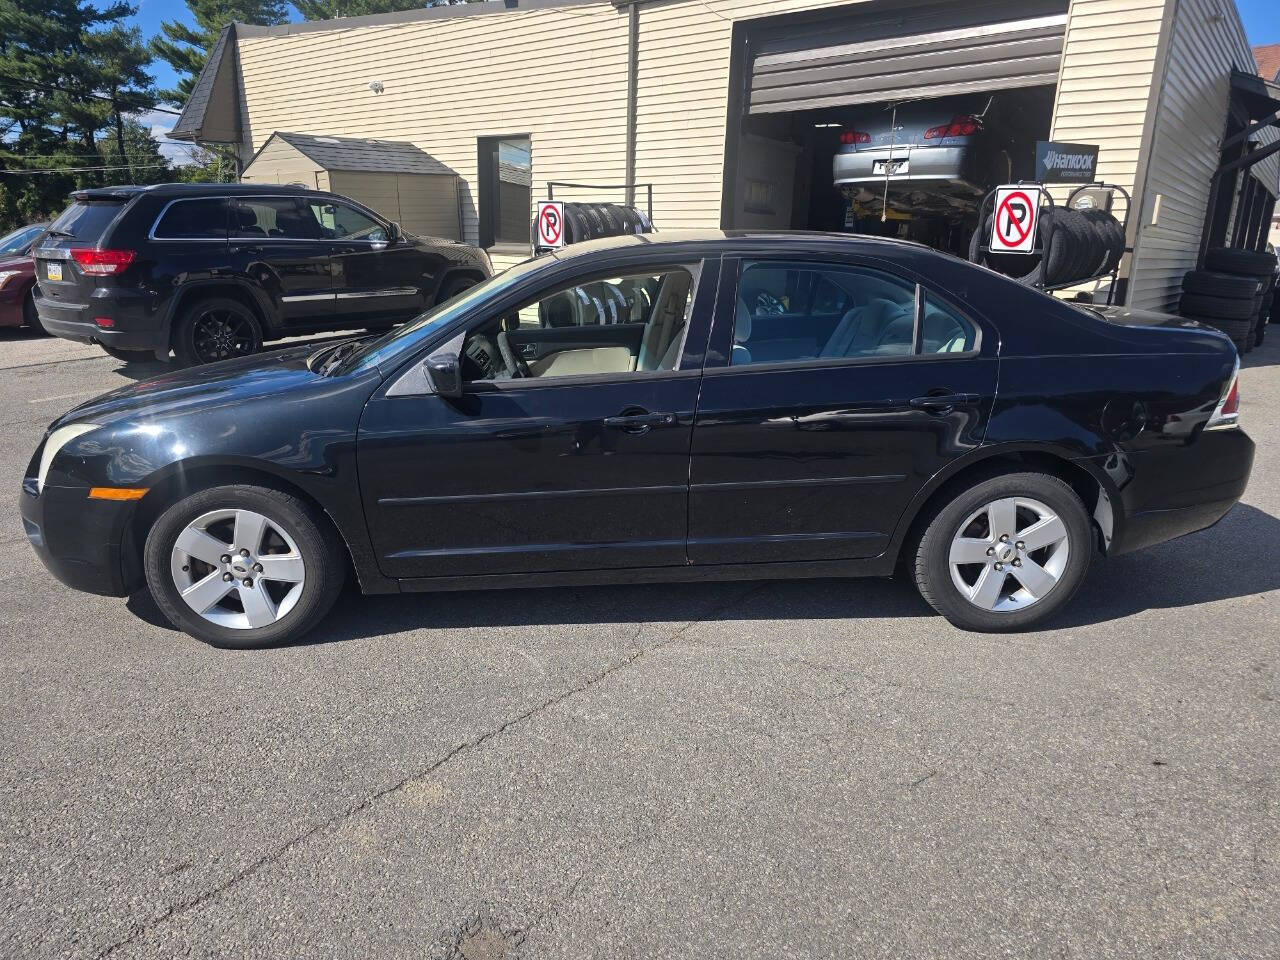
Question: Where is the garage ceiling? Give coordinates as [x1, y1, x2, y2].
[746, 0, 1069, 115]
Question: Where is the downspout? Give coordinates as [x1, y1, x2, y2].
[624, 0, 639, 207]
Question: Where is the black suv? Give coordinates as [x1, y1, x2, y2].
[33, 183, 491, 365]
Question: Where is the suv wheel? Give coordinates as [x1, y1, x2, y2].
[174, 297, 263, 366]
[438, 275, 479, 304]
[143, 484, 345, 648]
[914, 471, 1092, 632]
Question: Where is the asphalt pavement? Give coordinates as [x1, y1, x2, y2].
[0, 326, 1277, 959]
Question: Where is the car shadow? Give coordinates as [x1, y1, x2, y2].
[1241, 329, 1279, 369]
[125, 502, 1280, 646]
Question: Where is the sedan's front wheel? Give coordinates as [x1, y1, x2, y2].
[914, 472, 1092, 632]
[143, 485, 345, 648]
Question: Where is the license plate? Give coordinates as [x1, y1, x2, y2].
[873, 159, 909, 176]
[45, 261, 62, 282]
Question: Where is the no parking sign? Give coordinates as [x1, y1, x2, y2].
[990, 186, 1040, 254]
[536, 200, 565, 249]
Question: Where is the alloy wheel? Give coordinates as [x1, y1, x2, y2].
[947, 496, 1070, 612]
[192, 309, 257, 363]
[169, 508, 306, 629]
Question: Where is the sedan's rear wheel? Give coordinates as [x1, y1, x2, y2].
[914, 471, 1092, 632]
[144, 485, 345, 648]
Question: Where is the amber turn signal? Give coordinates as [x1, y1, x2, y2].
[87, 487, 148, 501]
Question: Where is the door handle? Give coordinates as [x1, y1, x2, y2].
[603, 410, 677, 433]
[909, 392, 978, 412]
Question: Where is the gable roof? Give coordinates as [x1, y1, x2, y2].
[169, 24, 242, 143]
[1256, 44, 1280, 84]
[260, 131, 457, 176]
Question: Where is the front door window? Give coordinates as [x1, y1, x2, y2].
[460, 266, 697, 383]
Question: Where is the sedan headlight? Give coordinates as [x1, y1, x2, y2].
[0, 269, 21, 289]
[38, 423, 99, 492]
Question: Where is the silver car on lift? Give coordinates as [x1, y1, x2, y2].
[834, 93, 1037, 218]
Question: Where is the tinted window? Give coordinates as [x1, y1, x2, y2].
[153, 199, 228, 239]
[308, 201, 386, 242]
[231, 198, 323, 240]
[48, 201, 126, 241]
[0, 224, 45, 255]
[730, 261, 917, 366]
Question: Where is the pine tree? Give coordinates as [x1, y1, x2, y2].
[0, 0, 156, 229]
[152, 0, 288, 106]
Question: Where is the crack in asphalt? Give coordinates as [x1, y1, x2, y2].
[96, 584, 765, 958]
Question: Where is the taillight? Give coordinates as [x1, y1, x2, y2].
[924, 115, 983, 139]
[839, 129, 871, 145]
[68, 248, 135, 276]
[1206, 363, 1240, 430]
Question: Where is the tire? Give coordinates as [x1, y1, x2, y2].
[143, 484, 345, 649]
[1041, 211, 1081, 285]
[1181, 270, 1259, 299]
[913, 471, 1092, 632]
[968, 211, 1045, 285]
[1204, 247, 1278, 277]
[1179, 292, 1257, 319]
[23, 290, 48, 335]
[100, 345, 156, 363]
[1080, 209, 1124, 275]
[436, 274, 479, 304]
[172, 296, 263, 367]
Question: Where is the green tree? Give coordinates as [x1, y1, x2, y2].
[96, 117, 173, 184]
[0, 0, 157, 229]
[152, 0, 288, 106]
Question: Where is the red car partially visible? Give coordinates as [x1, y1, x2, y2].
[0, 223, 50, 331]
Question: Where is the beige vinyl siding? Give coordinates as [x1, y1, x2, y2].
[1048, 0, 1166, 216]
[240, 136, 326, 188]
[326, 170, 461, 239]
[1127, 0, 1279, 312]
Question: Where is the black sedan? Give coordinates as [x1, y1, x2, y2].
[21, 232, 1252, 647]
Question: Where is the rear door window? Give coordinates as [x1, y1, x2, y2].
[152, 198, 229, 239]
[47, 201, 126, 242]
[231, 198, 324, 240]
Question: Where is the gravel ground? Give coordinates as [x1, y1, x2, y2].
[0, 327, 1276, 959]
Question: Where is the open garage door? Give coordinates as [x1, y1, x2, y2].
[746, 0, 1068, 115]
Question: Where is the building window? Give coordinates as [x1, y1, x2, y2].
[478, 135, 531, 248]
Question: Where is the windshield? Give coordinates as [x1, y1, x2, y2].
[0, 224, 45, 256]
[340, 258, 545, 373]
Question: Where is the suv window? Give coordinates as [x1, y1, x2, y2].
[152, 198, 228, 239]
[731, 261, 917, 366]
[308, 201, 387, 242]
[231, 198, 323, 240]
[48, 200, 125, 241]
[461, 266, 696, 383]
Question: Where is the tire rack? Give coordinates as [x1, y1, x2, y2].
[970, 181, 1132, 306]
[534, 181, 656, 256]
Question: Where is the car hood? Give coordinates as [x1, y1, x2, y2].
[57, 341, 361, 429]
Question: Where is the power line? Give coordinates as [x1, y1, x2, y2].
[0, 72, 183, 115]
[0, 162, 175, 176]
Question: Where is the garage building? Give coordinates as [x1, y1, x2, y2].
[168, 0, 1279, 312]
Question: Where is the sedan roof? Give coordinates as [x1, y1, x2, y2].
[548, 229, 938, 261]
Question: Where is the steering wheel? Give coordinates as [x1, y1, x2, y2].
[497, 332, 530, 379]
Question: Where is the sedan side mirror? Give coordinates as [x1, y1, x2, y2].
[424, 352, 463, 399]
[388, 221, 404, 243]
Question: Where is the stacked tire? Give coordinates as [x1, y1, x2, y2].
[1179, 247, 1277, 353]
[968, 207, 1124, 288]
[534, 201, 653, 248]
